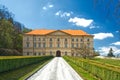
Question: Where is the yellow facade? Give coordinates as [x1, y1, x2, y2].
[23, 30, 94, 56]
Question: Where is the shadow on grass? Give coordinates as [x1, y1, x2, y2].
[0, 61, 47, 80]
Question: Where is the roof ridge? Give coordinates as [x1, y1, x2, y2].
[25, 29, 93, 36]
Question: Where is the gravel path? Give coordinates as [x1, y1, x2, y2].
[27, 57, 83, 80]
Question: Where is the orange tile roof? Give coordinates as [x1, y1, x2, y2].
[26, 30, 55, 35]
[62, 30, 90, 36]
[25, 29, 92, 36]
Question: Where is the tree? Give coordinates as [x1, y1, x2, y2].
[0, 19, 14, 48]
[0, 5, 14, 23]
[107, 48, 115, 57]
[73, 44, 94, 59]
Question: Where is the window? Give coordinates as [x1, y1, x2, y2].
[76, 38, 78, 42]
[39, 52, 41, 55]
[43, 38, 45, 41]
[34, 37, 36, 41]
[87, 43, 90, 48]
[26, 42, 30, 48]
[38, 43, 41, 47]
[80, 43, 83, 48]
[87, 39, 90, 42]
[39, 38, 41, 41]
[50, 43, 52, 48]
[76, 43, 78, 47]
[57, 38, 60, 41]
[81, 39, 83, 42]
[65, 43, 67, 48]
[27, 37, 29, 41]
[65, 38, 67, 41]
[27, 52, 29, 55]
[34, 52, 36, 55]
[50, 38, 52, 41]
[57, 43, 60, 48]
[43, 43, 46, 48]
[72, 43, 74, 48]
[34, 42, 36, 48]
[76, 53, 78, 56]
[65, 52, 67, 55]
[43, 53, 45, 55]
[50, 51, 52, 55]
[72, 38, 74, 41]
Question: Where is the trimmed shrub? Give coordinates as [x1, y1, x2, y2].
[64, 56, 120, 80]
[0, 56, 53, 73]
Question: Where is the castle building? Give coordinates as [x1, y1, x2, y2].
[23, 29, 94, 56]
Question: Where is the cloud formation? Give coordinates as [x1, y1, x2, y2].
[68, 17, 93, 27]
[111, 41, 120, 46]
[89, 25, 99, 29]
[98, 46, 120, 56]
[42, 4, 54, 10]
[93, 33, 114, 40]
[55, 11, 72, 17]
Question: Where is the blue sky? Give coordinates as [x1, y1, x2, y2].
[0, 0, 120, 56]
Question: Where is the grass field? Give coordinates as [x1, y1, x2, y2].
[92, 58, 120, 67]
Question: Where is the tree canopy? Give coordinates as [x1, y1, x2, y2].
[0, 4, 30, 55]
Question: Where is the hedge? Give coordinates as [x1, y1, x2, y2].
[64, 56, 120, 80]
[0, 56, 53, 73]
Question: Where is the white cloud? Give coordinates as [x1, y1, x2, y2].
[89, 25, 99, 29]
[48, 5, 54, 8]
[42, 4, 54, 10]
[98, 46, 120, 56]
[42, 6, 47, 10]
[111, 41, 120, 46]
[93, 33, 114, 40]
[55, 11, 72, 17]
[68, 17, 93, 27]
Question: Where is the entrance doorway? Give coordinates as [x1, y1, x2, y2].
[56, 50, 61, 57]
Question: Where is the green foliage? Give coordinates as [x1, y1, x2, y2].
[22, 28, 32, 33]
[0, 56, 53, 73]
[64, 56, 120, 80]
[0, 19, 14, 48]
[66, 58, 98, 80]
[0, 4, 31, 53]
[0, 57, 52, 80]
[0, 48, 21, 56]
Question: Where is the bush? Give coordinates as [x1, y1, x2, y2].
[64, 56, 120, 80]
[0, 48, 21, 56]
[0, 56, 53, 73]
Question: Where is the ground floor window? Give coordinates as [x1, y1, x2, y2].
[65, 52, 67, 55]
[39, 52, 41, 55]
[50, 51, 52, 55]
[43, 53, 46, 55]
[27, 52, 29, 55]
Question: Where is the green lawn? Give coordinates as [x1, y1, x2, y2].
[92, 58, 120, 67]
